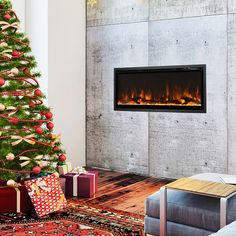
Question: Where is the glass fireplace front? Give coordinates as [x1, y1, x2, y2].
[114, 65, 206, 113]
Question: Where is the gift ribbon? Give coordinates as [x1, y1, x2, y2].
[28, 179, 51, 197]
[0, 21, 20, 30]
[73, 174, 80, 197]
[19, 155, 43, 167]
[72, 172, 96, 197]
[11, 134, 36, 146]
[71, 166, 87, 175]
[0, 186, 21, 213]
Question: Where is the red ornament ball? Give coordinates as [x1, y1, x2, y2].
[35, 126, 44, 134]
[3, 14, 11, 21]
[32, 166, 41, 175]
[47, 122, 54, 130]
[34, 89, 42, 97]
[29, 101, 35, 107]
[0, 78, 5, 87]
[24, 68, 31, 74]
[59, 154, 67, 162]
[45, 111, 53, 119]
[12, 51, 20, 58]
[9, 117, 19, 125]
[53, 146, 59, 151]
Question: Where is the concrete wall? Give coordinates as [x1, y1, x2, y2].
[87, 0, 236, 178]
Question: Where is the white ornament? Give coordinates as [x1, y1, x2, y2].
[6, 153, 15, 161]
[0, 42, 8, 47]
[7, 179, 16, 187]
[0, 103, 5, 111]
[11, 68, 19, 75]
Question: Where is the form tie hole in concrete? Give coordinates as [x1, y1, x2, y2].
[130, 153, 134, 157]
[176, 39, 179, 44]
[166, 167, 169, 171]
[132, 7, 134, 11]
[176, 120, 179, 123]
[130, 44, 133, 49]
[205, 121, 207, 125]
[204, 162, 208, 167]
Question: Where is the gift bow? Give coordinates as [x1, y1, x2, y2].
[51, 134, 61, 145]
[0, 21, 20, 31]
[19, 155, 43, 167]
[71, 166, 87, 175]
[28, 179, 51, 197]
[11, 134, 36, 146]
[0, 49, 12, 58]
[7, 105, 29, 116]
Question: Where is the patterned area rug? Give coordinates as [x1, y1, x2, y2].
[0, 200, 144, 236]
[0, 220, 113, 235]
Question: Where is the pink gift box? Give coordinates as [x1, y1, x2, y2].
[62, 171, 98, 198]
[59, 178, 66, 194]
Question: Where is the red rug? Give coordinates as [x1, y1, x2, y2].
[0, 220, 113, 235]
[0, 200, 144, 236]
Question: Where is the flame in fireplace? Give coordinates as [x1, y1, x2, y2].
[118, 86, 201, 106]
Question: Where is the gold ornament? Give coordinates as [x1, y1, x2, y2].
[0, 42, 8, 47]
[87, 0, 97, 7]
[0, 103, 5, 111]
[11, 67, 19, 75]
[7, 179, 16, 187]
[6, 153, 15, 161]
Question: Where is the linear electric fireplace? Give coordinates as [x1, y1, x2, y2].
[114, 65, 206, 113]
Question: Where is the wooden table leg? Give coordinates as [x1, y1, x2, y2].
[160, 186, 167, 236]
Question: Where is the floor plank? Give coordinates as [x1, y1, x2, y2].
[80, 169, 173, 215]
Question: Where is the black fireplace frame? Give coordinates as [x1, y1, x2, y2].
[114, 65, 206, 113]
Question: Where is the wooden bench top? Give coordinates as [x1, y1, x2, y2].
[165, 178, 236, 198]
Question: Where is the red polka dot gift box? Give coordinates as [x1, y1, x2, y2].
[23, 174, 67, 217]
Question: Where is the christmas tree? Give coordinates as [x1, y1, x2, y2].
[0, 0, 66, 182]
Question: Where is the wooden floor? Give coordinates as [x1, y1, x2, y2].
[81, 169, 173, 215]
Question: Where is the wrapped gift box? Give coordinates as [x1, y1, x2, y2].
[0, 180, 34, 214]
[58, 162, 72, 175]
[62, 171, 98, 198]
[23, 174, 67, 217]
[59, 177, 66, 194]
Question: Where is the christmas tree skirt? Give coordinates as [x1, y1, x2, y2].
[0, 200, 145, 235]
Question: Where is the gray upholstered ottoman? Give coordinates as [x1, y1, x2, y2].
[210, 221, 236, 235]
[145, 173, 236, 236]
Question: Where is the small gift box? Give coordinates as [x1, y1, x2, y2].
[23, 174, 67, 217]
[62, 170, 98, 198]
[0, 181, 34, 213]
[59, 177, 66, 194]
[58, 162, 72, 175]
